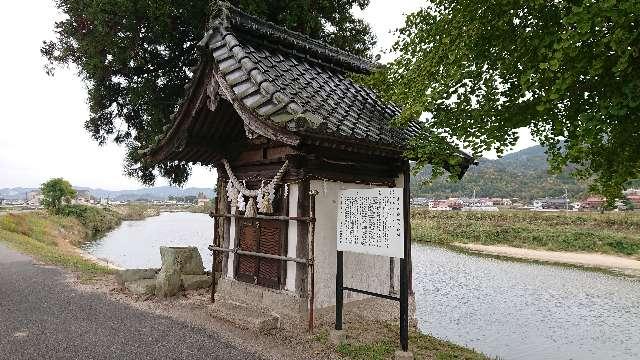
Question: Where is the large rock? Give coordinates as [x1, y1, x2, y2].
[159, 246, 205, 275]
[116, 268, 159, 288]
[181, 275, 212, 291]
[125, 279, 156, 296]
[155, 269, 181, 298]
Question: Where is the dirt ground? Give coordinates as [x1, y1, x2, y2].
[456, 243, 640, 277]
[70, 274, 407, 360]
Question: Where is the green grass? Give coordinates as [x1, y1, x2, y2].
[0, 229, 113, 276]
[312, 329, 329, 345]
[325, 322, 488, 360]
[337, 340, 395, 360]
[0, 211, 87, 245]
[0, 212, 115, 277]
[57, 204, 121, 238]
[111, 204, 160, 220]
[412, 210, 640, 257]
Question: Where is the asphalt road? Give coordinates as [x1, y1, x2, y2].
[0, 243, 260, 360]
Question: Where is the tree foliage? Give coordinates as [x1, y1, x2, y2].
[41, 178, 77, 213]
[411, 146, 589, 202]
[369, 0, 640, 201]
[42, 0, 375, 185]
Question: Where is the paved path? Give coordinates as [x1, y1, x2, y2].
[0, 243, 260, 360]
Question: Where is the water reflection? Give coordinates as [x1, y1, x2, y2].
[413, 243, 640, 360]
[84, 214, 640, 359]
[82, 212, 213, 269]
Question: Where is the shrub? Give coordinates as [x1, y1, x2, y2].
[57, 205, 121, 237]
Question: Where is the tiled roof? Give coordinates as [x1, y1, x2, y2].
[143, 3, 423, 158]
[206, 27, 420, 147]
[199, 3, 421, 148]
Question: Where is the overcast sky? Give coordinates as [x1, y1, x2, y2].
[0, 0, 535, 190]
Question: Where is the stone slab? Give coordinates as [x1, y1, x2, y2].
[210, 300, 279, 332]
[125, 279, 156, 296]
[159, 246, 205, 275]
[116, 268, 158, 287]
[182, 275, 212, 291]
[394, 350, 414, 360]
[155, 269, 181, 298]
[329, 330, 346, 345]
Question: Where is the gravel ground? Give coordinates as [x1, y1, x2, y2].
[0, 243, 260, 360]
[0, 242, 417, 360]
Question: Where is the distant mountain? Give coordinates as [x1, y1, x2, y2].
[411, 145, 589, 202]
[0, 186, 215, 201]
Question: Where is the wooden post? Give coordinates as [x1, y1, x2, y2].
[400, 161, 411, 351]
[211, 176, 225, 303]
[307, 190, 318, 332]
[335, 250, 344, 330]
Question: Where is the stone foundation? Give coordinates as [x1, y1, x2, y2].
[216, 278, 307, 321]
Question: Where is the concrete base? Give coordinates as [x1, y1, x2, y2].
[116, 268, 158, 288]
[210, 300, 279, 331]
[329, 330, 346, 345]
[181, 275, 211, 291]
[124, 279, 156, 295]
[394, 350, 414, 360]
[216, 278, 307, 317]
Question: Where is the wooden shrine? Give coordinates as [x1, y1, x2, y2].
[143, 2, 472, 330]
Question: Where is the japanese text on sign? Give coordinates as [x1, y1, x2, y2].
[336, 188, 404, 258]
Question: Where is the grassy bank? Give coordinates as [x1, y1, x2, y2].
[315, 322, 487, 360]
[110, 204, 160, 220]
[412, 210, 640, 258]
[0, 210, 117, 276]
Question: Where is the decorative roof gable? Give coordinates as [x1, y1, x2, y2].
[144, 3, 424, 163]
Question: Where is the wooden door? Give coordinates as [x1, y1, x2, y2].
[236, 220, 259, 284]
[256, 220, 282, 289]
[235, 219, 283, 289]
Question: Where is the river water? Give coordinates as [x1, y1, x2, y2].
[84, 212, 640, 360]
[82, 212, 214, 270]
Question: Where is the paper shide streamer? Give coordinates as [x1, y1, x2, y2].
[223, 159, 289, 215]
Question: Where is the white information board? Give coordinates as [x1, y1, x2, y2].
[336, 188, 404, 258]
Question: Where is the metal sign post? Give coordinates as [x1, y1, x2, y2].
[334, 185, 410, 352]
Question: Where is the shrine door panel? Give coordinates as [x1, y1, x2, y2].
[256, 220, 282, 289]
[235, 219, 283, 289]
[236, 220, 258, 284]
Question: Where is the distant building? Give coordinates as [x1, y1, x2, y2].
[72, 190, 94, 205]
[533, 197, 571, 210]
[581, 196, 605, 210]
[411, 197, 431, 207]
[197, 198, 210, 207]
[625, 194, 640, 209]
[26, 190, 43, 206]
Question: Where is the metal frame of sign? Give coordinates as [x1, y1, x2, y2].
[334, 165, 411, 352]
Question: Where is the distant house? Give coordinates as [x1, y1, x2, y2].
[581, 195, 606, 210]
[73, 190, 94, 205]
[26, 190, 43, 206]
[533, 197, 570, 210]
[428, 199, 451, 211]
[411, 197, 431, 207]
[196, 198, 210, 207]
[625, 194, 640, 209]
